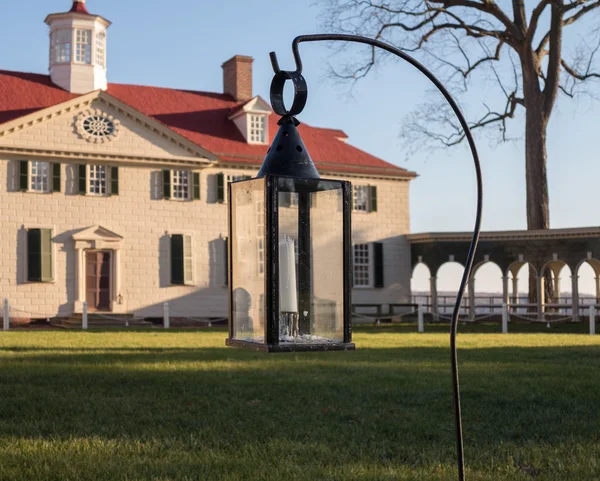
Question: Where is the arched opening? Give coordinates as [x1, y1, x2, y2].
[472, 261, 503, 316]
[436, 262, 466, 317]
[506, 262, 535, 314]
[577, 259, 600, 313]
[540, 261, 572, 316]
[411, 262, 431, 309]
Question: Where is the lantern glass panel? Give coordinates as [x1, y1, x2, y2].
[277, 178, 345, 345]
[231, 178, 266, 344]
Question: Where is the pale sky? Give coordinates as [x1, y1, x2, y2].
[2, 0, 599, 296]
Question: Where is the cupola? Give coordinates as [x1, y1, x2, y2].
[45, 1, 111, 94]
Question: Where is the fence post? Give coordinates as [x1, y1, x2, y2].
[417, 304, 424, 333]
[3, 299, 9, 331]
[502, 303, 508, 334]
[590, 305, 596, 336]
[82, 301, 88, 330]
[164, 302, 170, 329]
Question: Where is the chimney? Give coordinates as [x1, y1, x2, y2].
[222, 55, 254, 102]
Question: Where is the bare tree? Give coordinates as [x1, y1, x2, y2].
[318, 0, 600, 303]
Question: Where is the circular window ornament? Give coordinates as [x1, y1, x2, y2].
[75, 109, 120, 143]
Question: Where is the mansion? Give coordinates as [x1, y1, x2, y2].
[0, 1, 415, 321]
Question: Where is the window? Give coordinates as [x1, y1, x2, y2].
[257, 237, 265, 275]
[172, 170, 190, 200]
[75, 29, 92, 64]
[353, 244, 371, 287]
[19, 161, 60, 193]
[27, 228, 53, 282]
[88, 165, 108, 195]
[30, 161, 50, 192]
[95, 32, 105, 67]
[249, 115, 267, 144]
[78, 165, 118, 196]
[352, 185, 378, 213]
[216, 173, 252, 203]
[170, 234, 194, 285]
[54, 30, 71, 63]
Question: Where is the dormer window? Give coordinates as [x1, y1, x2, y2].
[95, 32, 106, 67]
[249, 115, 267, 144]
[53, 30, 72, 63]
[75, 29, 92, 64]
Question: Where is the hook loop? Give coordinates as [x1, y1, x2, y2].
[269, 70, 308, 117]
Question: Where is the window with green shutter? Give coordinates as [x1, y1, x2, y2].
[19, 160, 28, 191]
[369, 186, 378, 212]
[216, 173, 225, 203]
[192, 172, 200, 200]
[27, 228, 52, 282]
[110, 166, 119, 195]
[163, 170, 171, 199]
[52, 163, 61, 193]
[78, 164, 87, 195]
[170, 234, 193, 285]
[373, 242, 384, 288]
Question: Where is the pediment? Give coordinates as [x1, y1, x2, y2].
[73, 225, 123, 242]
[0, 91, 217, 165]
[229, 96, 272, 119]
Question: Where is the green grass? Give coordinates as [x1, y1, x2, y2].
[0, 326, 599, 481]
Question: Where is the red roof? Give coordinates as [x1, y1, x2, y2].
[0, 70, 415, 178]
[69, 1, 90, 14]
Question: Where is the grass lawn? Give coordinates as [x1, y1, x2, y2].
[0, 325, 599, 481]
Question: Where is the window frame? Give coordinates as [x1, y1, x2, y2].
[220, 173, 252, 204]
[95, 32, 106, 67]
[24, 226, 56, 284]
[169, 233, 196, 286]
[27, 160, 51, 194]
[352, 243, 373, 288]
[53, 29, 72, 64]
[75, 29, 92, 65]
[88, 164, 109, 196]
[353, 185, 370, 213]
[248, 114, 267, 145]
[171, 169, 191, 201]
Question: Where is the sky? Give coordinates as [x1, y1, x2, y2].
[1, 0, 599, 295]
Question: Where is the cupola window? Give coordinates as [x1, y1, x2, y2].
[95, 32, 106, 67]
[53, 30, 72, 63]
[75, 29, 92, 64]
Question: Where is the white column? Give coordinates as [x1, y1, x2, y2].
[536, 275, 544, 323]
[590, 305, 596, 335]
[82, 301, 88, 330]
[75, 247, 86, 307]
[502, 275, 510, 307]
[571, 275, 580, 322]
[164, 302, 170, 329]
[468, 275, 476, 322]
[430, 277, 439, 321]
[502, 303, 508, 334]
[511, 275, 519, 306]
[417, 304, 424, 333]
[3, 299, 9, 331]
[554, 274, 561, 305]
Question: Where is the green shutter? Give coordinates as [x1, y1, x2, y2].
[183, 234, 193, 284]
[110, 166, 119, 195]
[192, 172, 201, 200]
[369, 186, 378, 212]
[52, 163, 61, 193]
[40, 229, 53, 282]
[243, 176, 252, 180]
[19, 160, 28, 191]
[224, 237, 229, 286]
[216, 173, 224, 203]
[170, 234, 184, 285]
[373, 242, 384, 288]
[27, 229, 42, 282]
[78, 164, 87, 195]
[163, 170, 171, 199]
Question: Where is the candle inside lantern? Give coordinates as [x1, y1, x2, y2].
[279, 235, 298, 313]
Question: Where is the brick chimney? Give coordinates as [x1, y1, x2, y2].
[222, 55, 254, 102]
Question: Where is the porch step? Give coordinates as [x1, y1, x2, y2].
[51, 314, 153, 329]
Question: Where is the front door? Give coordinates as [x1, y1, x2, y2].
[86, 250, 112, 311]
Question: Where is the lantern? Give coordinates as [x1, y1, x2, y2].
[226, 71, 354, 351]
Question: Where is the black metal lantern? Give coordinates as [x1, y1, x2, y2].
[226, 103, 355, 352]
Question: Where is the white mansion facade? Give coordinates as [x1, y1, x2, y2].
[0, 1, 415, 321]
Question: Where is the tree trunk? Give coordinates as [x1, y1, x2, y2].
[524, 100, 553, 306]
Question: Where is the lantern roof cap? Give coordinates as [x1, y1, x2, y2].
[257, 116, 320, 179]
